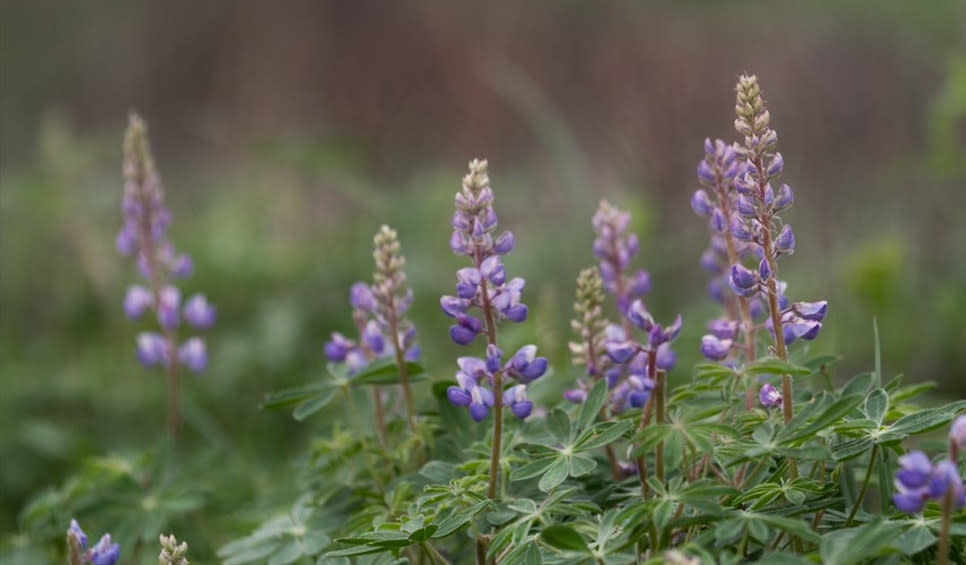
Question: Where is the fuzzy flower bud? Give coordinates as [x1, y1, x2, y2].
[159, 533, 189, 565]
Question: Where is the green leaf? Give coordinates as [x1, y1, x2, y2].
[873, 318, 882, 387]
[694, 363, 736, 381]
[863, 388, 889, 425]
[350, 357, 428, 385]
[881, 401, 966, 440]
[754, 513, 820, 544]
[261, 382, 329, 410]
[431, 499, 492, 538]
[540, 525, 589, 552]
[578, 379, 608, 429]
[547, 408, 572, 443]
[820, 519, 904, 565]
[511, 457, 559, 482]
[292, 388, 338, 421]
[832, 438, 875, 462]
[568, 454, 597, 477]
[777, 393, 864, 444]
[538, 456, 569, 492]
[841, 372, 875, 398]
[892, 525, 936, 556]
[744, 356, 813, 377]
[575, 420, 632, 451]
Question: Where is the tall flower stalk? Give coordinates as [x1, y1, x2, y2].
[117, 114, 215, 440]
[691, 139, 760, 409]
[727, 75, 826, 428]
[441, 159, 545, 500]
[324, 227, 420, 439]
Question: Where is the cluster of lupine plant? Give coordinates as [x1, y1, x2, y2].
[23, 76, 966, 564]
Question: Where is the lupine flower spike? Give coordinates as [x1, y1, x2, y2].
[118, 114, 215, 438]
[323, 226, 420, 439]
[66, 519, 120, 565]
[159, 533, 190, 565]
[442, 159, 546, 499]
[729, 75, 827, 431]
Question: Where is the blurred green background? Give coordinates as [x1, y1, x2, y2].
[2, 0, 966, 558]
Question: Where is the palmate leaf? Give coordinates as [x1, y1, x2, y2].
[819, 518, 904, 565]
[777, 393, 864, 444]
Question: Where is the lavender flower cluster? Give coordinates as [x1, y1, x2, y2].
[893, 416, 966, 513]
[442, 160, 546, 421]
[565, 200, 680, 414]
[117, 114, 214, 373]
[324, 226, 420, 372]
[67, 519, 119, 565]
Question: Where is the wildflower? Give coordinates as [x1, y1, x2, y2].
[66, 520, 119, 565]
[592, 200, 650, 314]
[118, 115, 214, 380]
[758, 383, 782, 408]
[893, 451, 966, 513]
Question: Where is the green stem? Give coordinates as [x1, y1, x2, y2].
[479, 275, 502, 500]
[388, 304, 416, 433]
[423, 542, 452, 565]
[845, 444, 878, 526]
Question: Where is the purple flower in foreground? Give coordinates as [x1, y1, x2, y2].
[893, 451, 966, 513]
[504, 384, 533, 419]
[759, 383, 782, 408]
[66, 520, 119, 565]
[701, 335, 733, 361]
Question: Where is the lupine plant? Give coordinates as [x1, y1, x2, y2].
[15, 76, 966, 564]
[117, 113, 216, 439]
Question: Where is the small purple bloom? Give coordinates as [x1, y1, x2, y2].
[710, 208, 727, 233]
[68, 518, 88, 549]
[504, 384, 533, 419]
[775, 183, 794, 209]
[178, 337, 207, 373]
[564, 388, 587, 404]
[700, 334, 733, 361]
[730, 215, 752, 241]
[136, 332, 168, 366]
[629, 269, 651, 297]
[729, 264, 759, 297]
[950, 415, 966, 451]
[655, 342, 676, 370]
[493, 230, 515, 254]
[505, 345, 548, 383]
[792, 300, 827, 322]
[156, 285, 181, 330]
[626, 299, 654, 331]
[893, 489, 928, 514]
[690, 190, 713, 216]
[896, 451, 933, 489]
[89, 533, 120, 565]
[350, 282, 376, 312]
[468, 385, 494, 421]
[766, 152, 784, 177]
[171, 253, 193, 278]
[324, 332, 353, 362]
[776, 224, 795, 254]
[707, 318, 738, 340]
[927, 460, 965, 507]
[605, 340, 638, 364]
[362, 320, 386, 355]
[183, 293, 216, 329]
[758, 257, 772, 281]
[759, 383, 782, 408]
[123, 285, 154, 319]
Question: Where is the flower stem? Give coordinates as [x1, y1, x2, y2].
[388, 305, 416, 433]
[938, 488, 953, 565]
[479, 275, 502, 500]
[845, 443, 878, 526]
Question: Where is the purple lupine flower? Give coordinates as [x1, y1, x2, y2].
[88, 534, 121, 565]
[447, 368, 495, 421]
[950, 415, 966, 451]
[701, 335, 733, 361]
[564, 387, 588, 404]
[503, 345, 548, 383]
[729, 264, 759, 297]
[68, 519, 88, 549]
[728, 75, 826, 353]
[183, 293, 216, 328]
[66, 520, 119, 565]
[123, 285, 153, 319]
[655, 342, 676, 370]
[442, 160, 529, 346]
[119, 115, 214, 380]
[136, 332, 169, 366]
[350, 282, 376, 312]
[928, 460, 966, 508]
[324, 332, 353, 362]
[592, 200, 650, 313]
[897, 451, 935, 489]
[759, 383, 782, 408]
[504, 384, 534, 419]
[178, 337, 207, 373]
